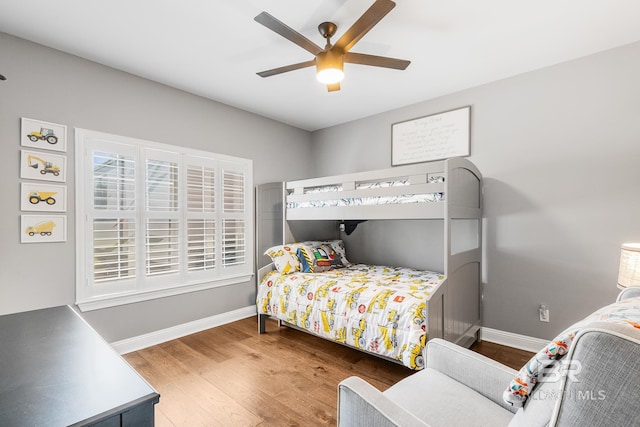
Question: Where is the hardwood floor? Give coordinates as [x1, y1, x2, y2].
[123, 317, 533, 427]
[470, 339, 536, 371]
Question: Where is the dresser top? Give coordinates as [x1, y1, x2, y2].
[0, 306, 159, 426]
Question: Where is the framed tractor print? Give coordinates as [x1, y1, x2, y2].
[21, 117, 67, 152]
[20, 149, 67, 183]
[21, 214, 67, 243]
[20, 182, 67, 212]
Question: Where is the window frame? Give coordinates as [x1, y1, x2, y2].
[75, 129, 253, 312]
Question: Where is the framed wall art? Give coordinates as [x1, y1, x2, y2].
[20, 182, 67, 212]
[20, 149, 67, 183]
[21, 214, 67, 243]
[21, 117, 67, 152]
[391, 106, 471, 166]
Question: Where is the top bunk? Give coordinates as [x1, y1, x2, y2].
[285, 157, 481, 221]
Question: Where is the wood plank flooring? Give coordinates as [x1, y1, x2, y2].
[123, 317, 533, 427]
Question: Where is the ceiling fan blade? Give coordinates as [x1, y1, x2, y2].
[257, 60, 316, 78]
[344, 52, 410, 70]
[327, 83, 341, 92]
[255, 12, 323, 56]
[334, 0, 396, 53]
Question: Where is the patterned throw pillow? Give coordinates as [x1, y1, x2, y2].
[265, 240, 350, 274]
[325, 239, 350, 266]
[264, 244, 303, 274]
[301, 242, 344, 272]
[503, 297, 640, 407]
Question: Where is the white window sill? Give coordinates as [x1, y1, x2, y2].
[76, 273, 253, 312]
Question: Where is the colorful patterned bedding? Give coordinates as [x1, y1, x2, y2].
[286, 193, 444, 209]
[256, 264, 446, 370]
[288, 176, 446, 209]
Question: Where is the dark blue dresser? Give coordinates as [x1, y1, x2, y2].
[0, 306, 159, 426]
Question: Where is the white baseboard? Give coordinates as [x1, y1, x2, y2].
[480, 327, 548, 353]
[111, 309, 545, 356]
[110, 305, 257, 355]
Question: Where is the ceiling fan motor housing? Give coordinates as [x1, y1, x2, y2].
[316, 49, 344, 83]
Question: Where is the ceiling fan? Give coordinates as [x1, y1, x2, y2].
[254, 0, 410, 92]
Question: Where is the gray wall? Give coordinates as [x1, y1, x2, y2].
[341, 220, 445, 273]
[311, 41, 640, 340]
[3, 31, 640, 344]
[0, 33, 313, 342]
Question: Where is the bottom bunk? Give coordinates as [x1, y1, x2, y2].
[257, 261, 477, 370]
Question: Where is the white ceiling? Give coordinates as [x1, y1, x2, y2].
[2, 0, 640, 131]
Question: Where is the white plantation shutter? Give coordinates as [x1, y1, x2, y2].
[145, 156, 179, 277]
[223, 170, 244, 213]
[187, 219, 216, 271]
[186, 163, 216, 272]
[76, 129, 253, 310]
[186, 165, 215, 212]
[223, 219, 246, 266]
[93, 151, 136, 210]
[145, 158, 178, 211]
[92, 149, 137, 284]
[93, 218, 136, 283]
[222, 169, 247, 268]
[145, 219, 179, 275]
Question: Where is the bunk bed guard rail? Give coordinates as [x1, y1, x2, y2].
[285, 157, 481, 221]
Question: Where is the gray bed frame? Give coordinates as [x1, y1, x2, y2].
[255, 157, 483, 360]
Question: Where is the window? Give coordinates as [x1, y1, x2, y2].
[75, 129, 253, 311]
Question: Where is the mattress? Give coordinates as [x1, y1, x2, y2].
[256, 264, 445, 369]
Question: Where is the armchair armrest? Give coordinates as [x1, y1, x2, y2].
[338, 376, 429, 427]
[426, 339, 519, 413]
[617, 287, 640, 301]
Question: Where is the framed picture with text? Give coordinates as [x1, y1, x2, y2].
[391, 106, 471, 166]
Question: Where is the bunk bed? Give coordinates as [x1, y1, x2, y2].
[256, 157, 482, 370]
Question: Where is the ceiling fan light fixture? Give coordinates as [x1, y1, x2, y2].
[255, 1, 410, 91]
[316, 50, 344, 84]
[317, 67, 344, 85]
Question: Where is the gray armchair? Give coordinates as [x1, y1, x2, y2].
[338, 288, 640, 427]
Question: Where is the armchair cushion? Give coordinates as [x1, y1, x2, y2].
[384, 369, 513, 427]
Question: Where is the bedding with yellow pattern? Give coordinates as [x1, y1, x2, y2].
[256, 264, 445, 370]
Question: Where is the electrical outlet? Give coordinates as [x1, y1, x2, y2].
[539, 305, 550, 322]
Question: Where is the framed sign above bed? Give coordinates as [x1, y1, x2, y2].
[391, 106, 470, 166]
